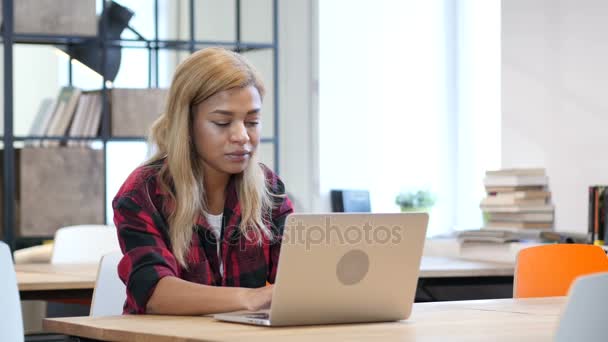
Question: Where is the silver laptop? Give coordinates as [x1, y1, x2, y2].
[214, 212, 428, 326]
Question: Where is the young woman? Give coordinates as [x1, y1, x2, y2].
[113, 47, 294, 315]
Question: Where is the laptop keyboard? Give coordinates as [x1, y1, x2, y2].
[245, 313, 270, 319]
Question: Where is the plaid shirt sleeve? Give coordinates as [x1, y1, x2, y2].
[262, 165, 295, 283]
[112, 170, 180, 314]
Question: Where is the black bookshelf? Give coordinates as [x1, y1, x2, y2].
[0, 0, 280, 250]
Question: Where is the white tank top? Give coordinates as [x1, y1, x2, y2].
[204, 212, 224, 277]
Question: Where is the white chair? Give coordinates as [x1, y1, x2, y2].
[43, 225, 121, 327]
[554, 272, 608, 342]
[90, 251, 126, 317]
[0, 241, 24, 342]
[51, 225, 119, 264]
[17, 224, 118, 333]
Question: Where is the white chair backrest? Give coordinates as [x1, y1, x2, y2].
[90, 251, 126, 317]
[554, 272, 608, 342]
[0, 241, 24, 342]
[51, 225, 120, 264]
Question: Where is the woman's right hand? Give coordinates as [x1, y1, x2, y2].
[241, 284, 274, 311]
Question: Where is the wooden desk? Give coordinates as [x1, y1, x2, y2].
[417, 256, 514, 302]
[419, 256, 513, 278]
[15, 258, 511, 301]
[44, 297, 565, 341]
[16, 263, 98, 300]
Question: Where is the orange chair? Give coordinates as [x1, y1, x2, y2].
[514, 244, 608, 298]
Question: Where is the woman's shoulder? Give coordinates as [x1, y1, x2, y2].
[114, 160, 164, 203]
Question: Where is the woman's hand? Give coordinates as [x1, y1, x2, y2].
[241, 284, 274, 311]
[146, 277, 274, 315]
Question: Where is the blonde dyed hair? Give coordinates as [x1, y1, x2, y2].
[146, 47, 273, 268]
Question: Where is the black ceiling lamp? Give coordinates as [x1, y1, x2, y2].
[63, 1, 144, 81]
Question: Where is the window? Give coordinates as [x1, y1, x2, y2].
[318, 0, 500, 236]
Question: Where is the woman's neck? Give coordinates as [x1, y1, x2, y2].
[202, 164, 230, 215]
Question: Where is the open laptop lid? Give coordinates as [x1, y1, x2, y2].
[267, 213, 428, 326]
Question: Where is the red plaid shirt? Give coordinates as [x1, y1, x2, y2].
[112, 161, 294, 314]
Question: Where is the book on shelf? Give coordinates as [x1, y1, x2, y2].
[481, 196, 547, 207]
[588, 185, 608, 245]
[66, 93, 90, 146]
[46, 87, 81, 136]
[485, 185, 546, 193]
[538, 231, 588, 244]
[484, 168, 547, 187]
[488, 211, 555, 222]
[85, 93, 103, 139]
[29, 98, 54, 136]
[27, 98, 56, 147]
[457, 229, 587, 244]
[484, 190, 550, 200]
[485, 168, 546, 177]
[30, 89, 103, 147]
[480, 204, 554, 213]
[481, 168, 554, 231]
[43, 87, 81, 147]
[484, 175, 548, 187]
[29, 87, 165, 146]
[484, 221, 553, 230]
[74, 92, 102, 146]
[457, 228, 550, 243]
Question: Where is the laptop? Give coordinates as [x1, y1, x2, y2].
[214, 212, 428, 326]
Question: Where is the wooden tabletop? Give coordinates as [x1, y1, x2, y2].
[16, 263, 98, 291]
[14, 256, 513, 293]
[419, 256, 514, 278]
[44, 297, 564, 341]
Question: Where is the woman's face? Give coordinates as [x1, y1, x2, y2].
[192, 85, 262, 177]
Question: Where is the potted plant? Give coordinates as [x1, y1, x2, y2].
[395, 190, 436, 212]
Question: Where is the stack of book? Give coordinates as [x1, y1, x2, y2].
[588, 186, 608, 245]
[29, 87, 102, 147]
[29, 86, 168, 145]
[480, 168, 554, 231]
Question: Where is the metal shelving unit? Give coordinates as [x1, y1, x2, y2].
[0, 0, 279, 250]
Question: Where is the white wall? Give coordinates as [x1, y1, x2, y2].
[0, 46, 60, 136]
[502, 0, 608, 233]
